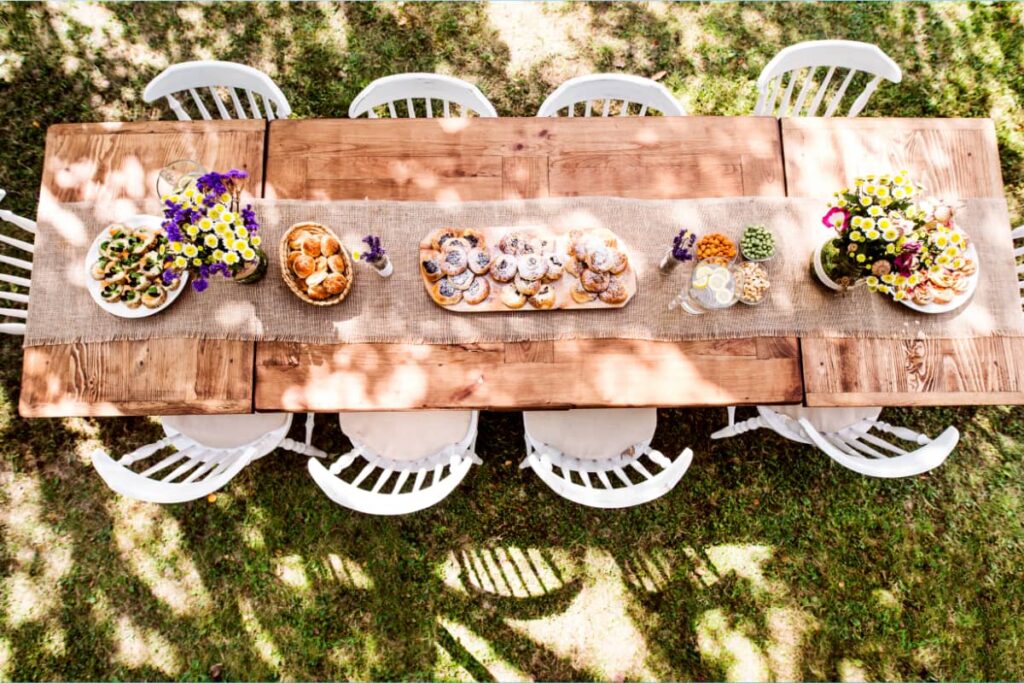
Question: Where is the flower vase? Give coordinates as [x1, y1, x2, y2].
[232, 247, 269, 284]
[811, 238, 864, 292]
[659, 250, 681, 275]
[368, 255, 393, 278]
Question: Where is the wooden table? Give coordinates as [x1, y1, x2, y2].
[19, 121, 265, 417]
[783, 117, 1024, 406]
[256, 117, 803, 411]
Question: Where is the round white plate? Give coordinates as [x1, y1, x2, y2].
[899, 243, 979, 314]
[84, 215, 188, 319]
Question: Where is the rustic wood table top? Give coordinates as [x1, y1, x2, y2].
[782, 117, 1024, 406]
[19, 120, 265, 417]
[19, 116, 1022, 416]
[255, 116, 802, 412]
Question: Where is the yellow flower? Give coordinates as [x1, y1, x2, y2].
[174, 256, 188, 269]
[352, 250, 361, 260]
[893, 188, 905, 200]
[876, 186, 890, 199]
[199, 217, 213, 231]
[952, 257, 965, 270]
[885, 243, 896, 255]
[837, 198, 847, 208]
[895, 275, 907, 286]
[235, 226, 249, 238]
[183, 244, 199, 258]
[860, 196, 872, 207]
[902, 185, 915, 196]
[864, 184, 877, 196]
[883, 228, 899, 242]
[894, 290, 906, 301]
[856, 253, 866, 263]
[170, 241, 183, 253]
[893, 174, 906, 185]
[850, 230, 863, 242]
[221, 211, 236, 224]
[861, 217, 876, 230]
[204, 234, 219, 248]
[241, 248, 256, 261]
[866, 276, 879, 287]
[868, 206, 883, 217]
[251, 235, 262, 247]
[950, 232, 963, 244]
[209, 205, 223, 219]
[186, 225, 199, 239]
[879, 198, 892, 208]
[183, 188, 196, 200]
[877, 217, 892, 230]
[866, 229, 880, 240]
[192, 258, 202, 267]
[213, 249, 224, 261]
[937, 254, 950, 265]
[854, 178, 865, 187]
[233, 239, 248, 251]
[882, 273, 895, 284]
[851, 216, 863, 229]
[220, 192, 231, 204]
[224, 252, 240, 265]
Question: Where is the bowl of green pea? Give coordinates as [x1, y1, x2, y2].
[739, 224, 776, 262]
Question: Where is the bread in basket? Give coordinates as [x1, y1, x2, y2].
[280, 222, 353, 305]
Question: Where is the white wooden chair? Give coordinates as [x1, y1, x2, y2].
[536, 73, 686, 117]
[143, 60, 291, 121]
[91, 413, 325, 504]
[348, 74, 497, 119]
[0, 189, 35, 336]
[711, 406, 957, 478]
[754, 40, 901, 117]
[1012, 225, 1024, 305]
[308, 411, 481, 515]
[521, 409, 693, 509]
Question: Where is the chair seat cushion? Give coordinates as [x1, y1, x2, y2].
[766, 405, 882, 433]
[338, 411, 473, 461]
[162, 413, 291, 449]
[524, 408, 657, 461]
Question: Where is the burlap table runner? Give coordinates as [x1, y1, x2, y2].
[23, 197, 1024, 347]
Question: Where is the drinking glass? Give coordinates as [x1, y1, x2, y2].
[668, 259, 739, 315]
[156, 159, 206, 199]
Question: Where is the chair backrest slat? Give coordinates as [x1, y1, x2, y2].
[349, 74, 497, 119]
[0, 307, 27, 319]
[0, 291, 29, 304]
[208, 87, 231, 119]
[0, 272, 30, 288]
[0, 254, 31, 271]
[0, 323, 25, 335]
[143, 61, 291, 121]
[0, 231, 33, 253]
[755, 41, 900, 118]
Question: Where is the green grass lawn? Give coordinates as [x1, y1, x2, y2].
[1, 2, 1023, 680]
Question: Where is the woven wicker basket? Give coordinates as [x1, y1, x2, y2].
[279, 222, 353, 306]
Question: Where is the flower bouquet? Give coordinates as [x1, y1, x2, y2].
[817, 172, 976, 308]
[659, 228, 697, 274]
[160, 169, 266, 291]
[353, 234, 392, 277]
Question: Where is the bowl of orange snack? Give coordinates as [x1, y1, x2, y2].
[279, 222, 353, 305]
[696, 233, 737, 264]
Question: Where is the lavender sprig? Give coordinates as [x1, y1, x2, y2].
[672, 228, 697, 262]
[360, 235, 386, 263]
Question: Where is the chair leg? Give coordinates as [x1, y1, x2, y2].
[280, 437, 327, 459]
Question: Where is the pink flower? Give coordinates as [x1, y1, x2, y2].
[822, 207, 850, 232]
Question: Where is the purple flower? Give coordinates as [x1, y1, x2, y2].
[360, 235, 386, 262]
[893, 241, 922, 277]
[671, 229, 697, 262]
[192, 277, 209, 293]
[822, 206, 850, 232]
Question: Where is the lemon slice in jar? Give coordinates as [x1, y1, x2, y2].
[708, 270, 729, 290]
[714, 288, 733, 305]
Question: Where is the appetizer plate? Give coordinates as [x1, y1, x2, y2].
[85, 215, 188, 319]
[899, 243, 979, 315]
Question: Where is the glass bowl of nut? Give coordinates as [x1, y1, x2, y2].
[736, 260, 771, 305]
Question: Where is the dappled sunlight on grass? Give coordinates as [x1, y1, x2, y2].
[109, 497, 212, 617]
[696, 608, 770, 681]
[237, 596, 284, 675]
[438, 616, 531, 682]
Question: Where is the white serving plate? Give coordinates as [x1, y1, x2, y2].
[899, 243, 979, 314]
[84, 214, 188, 319]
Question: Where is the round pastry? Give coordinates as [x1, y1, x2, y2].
[545, 254, 565, 281]
[528, 284, 556, 310]
[307, 283, 330, 300]
[564, 257, 585, 278]
[301, 235, 322, 258]
[586, 245, 614, 272]
[91, 258, 108, 280]
[441, 247, 469, 276]
[571, 236, 591, 261]
[932, 287, 955, 305]
[461, 229, 486, 249]
[489, 254, 518, 283]
[581, 268, 610, 293]
[442, 237, 471, 253]
[499, 231, 529, 255]
[420, 250, 443, 282]
[928, 270, 955, 288]
[140, 285, 166, 309]
[292, 254, 316, 279]
[951, 273, 970, 294]
[598, 275, 628, 304]
[517, 253, 547, 281]
[288, 230, 312, 250]
[321, 235, 341, 257]
[463, 277, 490, 305]
[323, 273, 348, 295]
[431, 278, 463, 306]
[287, 251, 304, 272]
[449, 269, 475, 291]
[315, 256, 329, 273]
[328, 254, 348, 274]
[514, 274, 542, 296]
[431, 228, 460, 251]
[500, 284, 527, 309]
[123, 289, 142, 309]
[961, 258, 977, 276]
[571, 280, 597, 304]
[468, 247, 493, 275]
[305, 271, 328, 288]
[608, 249, 629, 275]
